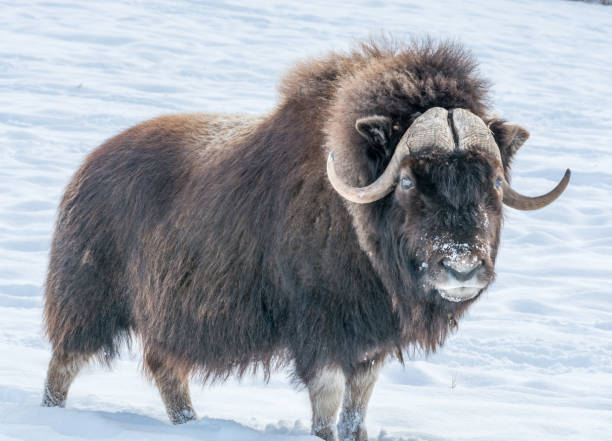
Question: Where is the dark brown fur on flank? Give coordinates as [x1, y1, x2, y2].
[43, 39, 535, 439]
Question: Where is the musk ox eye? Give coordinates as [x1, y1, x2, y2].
[400, 177, 414, 190]
[495, 177, 503, 189]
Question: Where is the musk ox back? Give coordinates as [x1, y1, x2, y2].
[42, 40, 569, 441]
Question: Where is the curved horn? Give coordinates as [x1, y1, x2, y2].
[502, 169, 571, 210]
[452, 108, 571, 210]
[327, 107, 453, 203]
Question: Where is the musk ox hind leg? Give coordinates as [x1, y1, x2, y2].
[338, 359, 383, 441]
[144, 351, 197, 424]
[306, 366, 346, 441]
[42, 250, 131, 408]
[42, 351, 90, 407]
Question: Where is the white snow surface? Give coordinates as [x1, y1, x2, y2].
[1, 0, 611, 440]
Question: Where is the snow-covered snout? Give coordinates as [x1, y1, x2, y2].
[422, 238, 493, 302]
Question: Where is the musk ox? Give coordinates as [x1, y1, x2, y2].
[42, 40, 570, 441]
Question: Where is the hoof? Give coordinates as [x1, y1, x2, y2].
[169, 407, 197, 425]
[313, 425, 338, 441]
[41, 386, 66, 408]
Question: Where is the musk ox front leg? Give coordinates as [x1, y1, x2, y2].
[144, 351, 197, 424]
[337, 359, 383, 441]
[307, 366, 346, 441]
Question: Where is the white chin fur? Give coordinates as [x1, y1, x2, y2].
[438, 287, 481, 302]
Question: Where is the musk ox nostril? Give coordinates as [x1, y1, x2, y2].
[440, 259, 483, 282]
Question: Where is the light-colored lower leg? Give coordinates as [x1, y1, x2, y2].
[308, 366, 345, 441]
[145, 353, 196, 424]
[42, 352, 89, 407]
[338, 360, 382, 441]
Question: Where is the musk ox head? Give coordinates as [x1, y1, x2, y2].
[323, 44, 570, 329]
[328, 107, 569, 304]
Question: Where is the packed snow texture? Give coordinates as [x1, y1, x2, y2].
[1, 1, 611, 440]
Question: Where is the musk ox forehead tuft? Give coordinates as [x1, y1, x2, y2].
[336, 41, 490, 122]
[278, 39, 490, 119]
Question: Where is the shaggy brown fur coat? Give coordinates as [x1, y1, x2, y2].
[44, 40, 523, 385]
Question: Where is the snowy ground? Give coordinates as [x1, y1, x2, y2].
[1, 0, 611, 440]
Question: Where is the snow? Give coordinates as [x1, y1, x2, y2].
[1, 0, 611, 440]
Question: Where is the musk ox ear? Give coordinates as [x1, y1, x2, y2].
[355, 115, 393, 155]
[487, 119, 530, 177]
